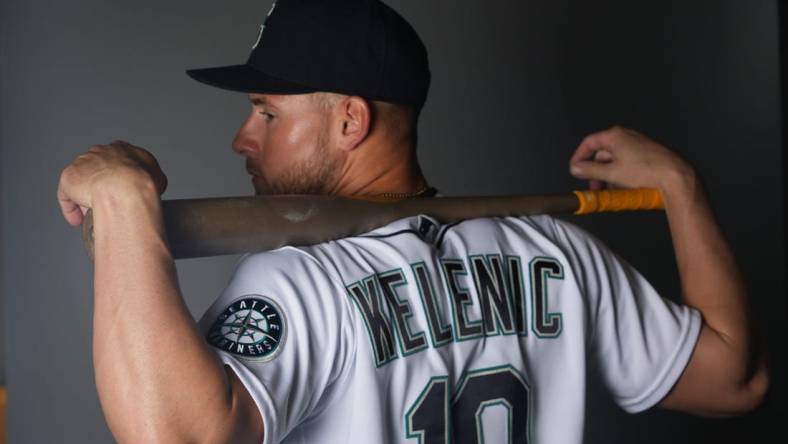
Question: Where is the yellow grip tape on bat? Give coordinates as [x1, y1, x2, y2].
[573, 188, 664, 215]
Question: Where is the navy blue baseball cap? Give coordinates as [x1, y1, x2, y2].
[186, 0, 431, 109]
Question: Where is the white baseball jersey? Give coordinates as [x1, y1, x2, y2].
[197, 214, 702, 444]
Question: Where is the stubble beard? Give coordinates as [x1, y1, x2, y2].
[254, 129, 342, 196]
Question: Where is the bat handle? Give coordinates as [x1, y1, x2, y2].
[573, 188, 664, 214]
[82, 209, 95, 261]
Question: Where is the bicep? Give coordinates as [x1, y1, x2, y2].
[207, 365, 265, 443]
[657, 323, 768, 416]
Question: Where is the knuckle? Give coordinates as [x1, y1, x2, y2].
[579, 134, 597, 147]
[111, 140, 132, 150]
[59, 166, 73, 184]
[139, 149, 159, 165]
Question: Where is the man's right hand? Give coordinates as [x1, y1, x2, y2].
[57, 140, 168, 226]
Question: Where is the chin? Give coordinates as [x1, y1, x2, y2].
[251, 175, 270, 195]
[252, 184, 283, 196]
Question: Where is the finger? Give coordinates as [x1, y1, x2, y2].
[57, 169, 85, 226]
[121, 143, 168, 195]
[145, 158, 168, 196]
[158, 172, 168, 195]
[593, 149, 614, 162]
[570, 132, 608, 165]
[569, 126, 626, 164]
[57, 187, 84, 226]
[569, 159, 612, 182]
[589, 179, 605, 191]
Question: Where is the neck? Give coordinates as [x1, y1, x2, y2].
[330, 136, 429, 198]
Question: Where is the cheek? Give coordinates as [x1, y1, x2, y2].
[260, 118, 325, 175]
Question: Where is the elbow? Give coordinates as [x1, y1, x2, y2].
[707, 326, 771, 417]
[737, 359, 770, 414]
[707, 357, 770, 418]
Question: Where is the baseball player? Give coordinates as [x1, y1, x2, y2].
[56, 0, 768, 443]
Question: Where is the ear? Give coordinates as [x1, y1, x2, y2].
[334, 96, 371, 152]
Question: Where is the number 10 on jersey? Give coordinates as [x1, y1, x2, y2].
[405, 365, 532, 443]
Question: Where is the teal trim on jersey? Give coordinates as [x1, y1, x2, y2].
[504, 255, 529, 337]
[468, 254, 517, 337]
[410, 261, 453, 349]
[378, 268, 429, 358]
[439, 258, 484, 342]
[475, 399, 513, 444]
[452, 364, 534, 444]
[529, 256, 565, 339]
[404, 376, 451, 444]
[346, 276, 399, 367]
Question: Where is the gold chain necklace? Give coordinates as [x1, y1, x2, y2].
[377, 185, 433, 199]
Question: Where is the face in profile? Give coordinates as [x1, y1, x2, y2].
[232, 93, 344, 195]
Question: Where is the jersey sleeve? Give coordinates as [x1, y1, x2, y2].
[197, 248, 355, 444]
[547, 217, 702, 414]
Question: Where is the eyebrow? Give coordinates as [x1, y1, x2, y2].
[249, 97, 267, 106]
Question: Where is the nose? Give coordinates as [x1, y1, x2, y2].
[232, 113, 260, 156]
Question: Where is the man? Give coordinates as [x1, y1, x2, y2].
[56, 0, 768, 442]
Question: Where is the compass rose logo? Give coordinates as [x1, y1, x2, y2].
[207, 295, 286, 361]
[252, 1, 278, 49]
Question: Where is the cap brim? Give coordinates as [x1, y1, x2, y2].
[186, 64, 316, 95]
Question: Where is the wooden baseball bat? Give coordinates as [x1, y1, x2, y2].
[81, 188, 663, 260]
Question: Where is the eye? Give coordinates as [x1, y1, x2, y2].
[258, 111, 275, 122]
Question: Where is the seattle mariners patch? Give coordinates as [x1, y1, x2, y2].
[207, 295, 286, 361]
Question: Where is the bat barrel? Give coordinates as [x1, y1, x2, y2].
[163, 194, 579, 258]
[81, 190, 661, 260]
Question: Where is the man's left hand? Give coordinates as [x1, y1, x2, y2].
[569, 126, 694, 192]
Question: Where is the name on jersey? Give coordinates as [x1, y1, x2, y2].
[346, 255, 564, 367]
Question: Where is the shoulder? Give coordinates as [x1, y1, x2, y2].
[447, 214, 594, 252]
[233, 247, 335, 279]
[235, 247, 316, 270]
[521, 215, 614, 261]
[217, 247, 355, 342]
[225, 247, 344, 309]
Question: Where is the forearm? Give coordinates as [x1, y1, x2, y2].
[90, 181, 235, 442]
[660, 168, 767, 389]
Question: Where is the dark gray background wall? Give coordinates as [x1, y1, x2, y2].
[1, 0, 784, 442]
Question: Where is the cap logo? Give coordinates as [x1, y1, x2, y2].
[252, 1, 278, 49]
